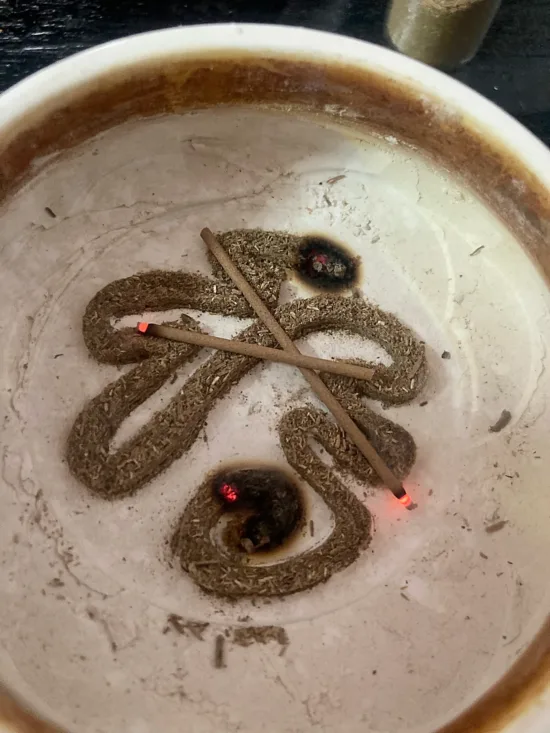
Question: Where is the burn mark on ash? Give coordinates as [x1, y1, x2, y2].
[212, 466, 303, 555]
[295, 236, 360, 292]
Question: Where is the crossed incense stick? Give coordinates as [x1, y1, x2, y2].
[137, 227, 414, 508]
[138, 322, 375, 382]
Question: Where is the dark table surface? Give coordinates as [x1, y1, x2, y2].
[1, 0, 549, 147]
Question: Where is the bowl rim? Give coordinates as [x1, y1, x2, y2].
[1, 23, 549, 189]
[0, 21, 549, 733]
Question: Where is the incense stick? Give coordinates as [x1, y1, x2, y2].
[138, 322, 375, 382]
[200, 227, 413, 507]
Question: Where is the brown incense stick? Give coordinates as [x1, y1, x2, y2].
[138, 322, 375, 382]
[200, 227, 412, 506]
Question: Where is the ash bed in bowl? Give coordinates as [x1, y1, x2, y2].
[1, 24, 550, 733]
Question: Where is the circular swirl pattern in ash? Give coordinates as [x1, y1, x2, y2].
[67, 229, 428, 598]
[212, 467, 304, 554]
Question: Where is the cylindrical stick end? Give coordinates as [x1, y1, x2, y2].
[395, 488, 416, 509]
[137, 322, 149, 334]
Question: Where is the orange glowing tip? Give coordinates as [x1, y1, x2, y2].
[137, 322, 149, 334]
[398, 492, 413, 509]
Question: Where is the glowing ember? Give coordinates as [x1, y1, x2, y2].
[220, 483, 239, 503]
[312, 253, 329, 270]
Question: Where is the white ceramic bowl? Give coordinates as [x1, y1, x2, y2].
[0, 24, 549, 733]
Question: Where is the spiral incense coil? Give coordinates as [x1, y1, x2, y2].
[67, 229, 427, 597]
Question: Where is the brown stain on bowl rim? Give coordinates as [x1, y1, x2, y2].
[0, 686, 66, 733]
[0, 44, 549, 733]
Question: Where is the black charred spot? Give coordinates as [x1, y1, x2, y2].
[212, 467, 303, 554]
[296, 236, 359, 291]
